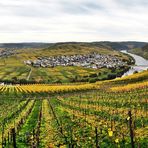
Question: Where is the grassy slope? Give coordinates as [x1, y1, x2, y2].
[129, 48, 148, 60]
[129, 44, 148, 60]
[0, 43, 132, 83]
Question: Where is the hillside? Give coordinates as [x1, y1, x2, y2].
[0, 43, 133, 84]
[0, 43, 52, 49]
[0, 41, 147, 50]
[0, 70, 148, 147]
[143, 44, 148, 51]
[92, 41, 147, 50]
[129, 44, 148, 60]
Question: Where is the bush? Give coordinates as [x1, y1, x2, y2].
[107, 73, 116, 79]
[89, 73, 98, 78]
[133, 71, 138, 74]
[89, 78, 97, 83]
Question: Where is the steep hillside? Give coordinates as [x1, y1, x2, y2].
[129, 44, 148, 60]
[0, 70, 147, 147]
[143, 44, 148, 51]
[95, 41, 147, 50]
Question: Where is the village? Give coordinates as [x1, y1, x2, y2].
[24, 52, 127, 69]
[0, 48, 15, 58]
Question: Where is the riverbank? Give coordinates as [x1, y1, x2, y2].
[128, 45, 148, 60]
[121, 50, 148, 77]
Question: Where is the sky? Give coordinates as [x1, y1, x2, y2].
[0, 0, 148, 43]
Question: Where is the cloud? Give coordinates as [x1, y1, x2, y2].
[0, 0, 148, 43]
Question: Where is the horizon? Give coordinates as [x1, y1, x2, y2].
[0, 0, 148, 43]
[0, 40, 148, 44]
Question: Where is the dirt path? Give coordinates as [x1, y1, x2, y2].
[27, 68, 32, 80]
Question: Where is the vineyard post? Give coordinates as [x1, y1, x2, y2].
[70, 127, 74, 148]
[32, 128, 35, 147]
[95, 127, 100, 148]
[2, 120, 5, 148]
[128, 110, 135, 148]
[11, 128, 17, 148]
[85, 108, 87, 127]
[7, 132, 10, 146]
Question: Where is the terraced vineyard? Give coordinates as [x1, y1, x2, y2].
[0, 70, 148, 147]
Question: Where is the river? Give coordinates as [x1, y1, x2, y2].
[121, 50, 148, 77]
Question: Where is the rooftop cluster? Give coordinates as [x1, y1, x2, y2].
[24, 53, 126, 69]
[0, 48, 15, 58]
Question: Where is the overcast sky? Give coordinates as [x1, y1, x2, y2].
[0, 0, 148, 43]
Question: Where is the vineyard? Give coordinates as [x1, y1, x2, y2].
[0, 70, 148, 147]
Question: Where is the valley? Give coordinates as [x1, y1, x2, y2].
[0, 42, 134, 84]
[0, 42, 147, 148]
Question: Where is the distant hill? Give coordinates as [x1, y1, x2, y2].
[0, 43, 52, 49]
[142, 44, 148, 51]
[0, 41, 147, 50]
[129, 43, 148, 60]
[120, 41, 147, 49]
[141, 44, 148, 59]
[94, 41, 147, 50]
